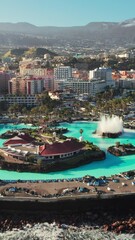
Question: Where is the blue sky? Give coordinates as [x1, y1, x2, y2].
[1, 0, 135, 26]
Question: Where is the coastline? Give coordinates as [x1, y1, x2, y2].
[0, 177, 134, 237]
[0, 120, 134, 237]
[0, 190, 134, 235]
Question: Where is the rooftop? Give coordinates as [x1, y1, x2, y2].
[40, 139, 84, 156]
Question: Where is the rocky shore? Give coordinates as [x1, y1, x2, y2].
[0, 208, 134, 239]
[108, 143, 135, 156]
[93, 130, 122, 138]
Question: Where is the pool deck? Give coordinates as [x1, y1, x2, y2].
[0, 172, 134, 201]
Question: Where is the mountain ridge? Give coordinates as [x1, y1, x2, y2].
[0, 18, 134, 29]
[0, 18, 135, 49]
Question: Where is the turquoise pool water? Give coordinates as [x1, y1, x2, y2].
[0, 121, 135, 180]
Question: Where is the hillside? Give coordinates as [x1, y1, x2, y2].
[3, 47, 57, 58]
[0, 19, 135, 49]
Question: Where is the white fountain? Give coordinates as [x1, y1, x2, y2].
[96, 115, 123, 138]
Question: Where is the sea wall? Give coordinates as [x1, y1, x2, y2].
[0, 192, 134, 213]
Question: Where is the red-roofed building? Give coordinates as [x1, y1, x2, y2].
[39, 139, 85, 160]
[4, 133, 34, 146]
[3, 136, 85, 164]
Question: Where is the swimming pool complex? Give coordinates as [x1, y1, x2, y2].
[0, 121, 135, 180]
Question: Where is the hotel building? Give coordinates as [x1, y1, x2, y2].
[0, 95, 37, 107]
[54, 66, 72, 90]
[0, 71, 14, 94]
[89, 67, 115, 87]
[8, 75, 45, 95]
[56, 78, 107, 96]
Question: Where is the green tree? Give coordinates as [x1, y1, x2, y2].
[79, 129, 83, 135]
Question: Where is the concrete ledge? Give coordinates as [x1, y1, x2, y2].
[0, 192, 134, 213]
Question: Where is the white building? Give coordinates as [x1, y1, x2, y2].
[54, 66, 72, 80]
[116, 53, 129, 59]
[54, 66, 72, 90]
[56, 78, 107, 96]
[117, 79, 135, 89]
[89, 67, 115, 88]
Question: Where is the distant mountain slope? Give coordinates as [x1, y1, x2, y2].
[0, 19, 135, 48]
[3, 47, 57, 58]
[0, 22, 39, 34]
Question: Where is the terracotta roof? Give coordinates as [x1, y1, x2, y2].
[4, 133, 34, 146]
[40, 139, 84, 156]
[4, 138, 29, 146]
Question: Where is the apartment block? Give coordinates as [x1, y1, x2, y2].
[8, 75, 45, 95]
[0, 95, 37, 107]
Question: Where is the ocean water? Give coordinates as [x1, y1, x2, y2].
[0, 121, 135, 180]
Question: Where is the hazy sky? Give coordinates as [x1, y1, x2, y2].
[1, 0, 135, 26]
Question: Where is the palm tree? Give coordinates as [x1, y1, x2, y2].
[79, 129, 83, 136]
